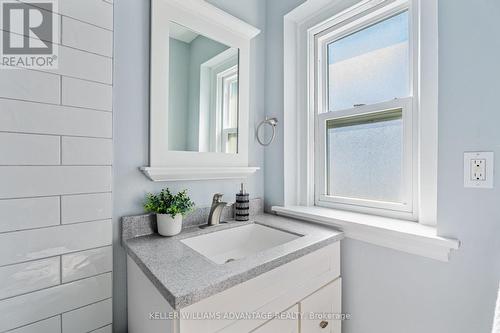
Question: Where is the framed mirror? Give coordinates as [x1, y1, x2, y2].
[142, 0, 260, 181]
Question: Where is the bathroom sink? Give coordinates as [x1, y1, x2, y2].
[181, 223, 302, 264]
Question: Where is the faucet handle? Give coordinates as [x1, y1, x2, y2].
[212, 193, 224, 203]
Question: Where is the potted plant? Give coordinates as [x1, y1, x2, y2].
[144, 188, 195, 236]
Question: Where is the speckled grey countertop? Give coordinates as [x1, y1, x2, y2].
[122, 213, 343, 310]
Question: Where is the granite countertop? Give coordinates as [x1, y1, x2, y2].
[122, 213, 344, 310]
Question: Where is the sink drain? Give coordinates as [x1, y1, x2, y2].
[225, 258, 236, 263]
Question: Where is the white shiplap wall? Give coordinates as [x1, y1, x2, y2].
[0, 1, 113, 332]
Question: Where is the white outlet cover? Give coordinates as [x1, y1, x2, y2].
[464, 152, 494, 188]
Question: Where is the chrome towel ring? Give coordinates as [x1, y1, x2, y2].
[256, 117, 278, 146]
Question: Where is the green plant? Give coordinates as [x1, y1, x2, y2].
[144, 188, 195, 218]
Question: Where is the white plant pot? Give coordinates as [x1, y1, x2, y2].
[156, 213, 182, 236]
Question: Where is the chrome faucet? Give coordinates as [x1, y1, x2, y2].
[207, 193, 227, 226]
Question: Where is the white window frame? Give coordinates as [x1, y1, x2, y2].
[282, 0, 439, 226]
[199, 48, 239, 153]
[216, 66, 238, 153]
[276, 1, 461, 261]
[312, 1, 418, 220]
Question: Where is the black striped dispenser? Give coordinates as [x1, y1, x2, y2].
[235, 183, 249, 221]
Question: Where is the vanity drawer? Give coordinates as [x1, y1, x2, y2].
[300, 278, 342, 333]
[180, 241, 340, 333]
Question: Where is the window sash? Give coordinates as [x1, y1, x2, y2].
[215, 65, 238, 153]
[314, 1, 412, 116]
[222, 73, 238, 130]
[315, 98, 415, 215]
[222, 128, 238, 151]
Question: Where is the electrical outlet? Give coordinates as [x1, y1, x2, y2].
[464, 152, 494, 188]
[470, 159, 486, 181]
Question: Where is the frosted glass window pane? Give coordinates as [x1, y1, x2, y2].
[326, 110, 403, 203]
[327, 11, 409, 111]
[226, 133, 237, 154]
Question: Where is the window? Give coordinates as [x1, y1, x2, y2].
[279, 0, 452, 260]
[198, 48, 239, 154]
[218, 66, 238, 153]
[313, 1, 417, 218]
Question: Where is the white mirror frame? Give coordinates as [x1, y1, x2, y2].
[142, 0, 260, 181]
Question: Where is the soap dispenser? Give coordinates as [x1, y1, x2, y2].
[235, 183, 249, 221]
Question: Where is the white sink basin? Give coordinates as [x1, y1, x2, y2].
[181, 223, 302, 264]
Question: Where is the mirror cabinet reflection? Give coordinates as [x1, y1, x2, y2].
[167, 22, 239, 154]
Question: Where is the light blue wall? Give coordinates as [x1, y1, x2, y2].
[263, 0, 305, 211]
[114, 0, 499, 332]
[187, 36, 229, 151]
[265, 0, 500, 332]
[112, 0, 266, 331]
[168, 38, 190, 151]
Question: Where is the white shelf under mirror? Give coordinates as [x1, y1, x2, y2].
[141, 166, 260, 182]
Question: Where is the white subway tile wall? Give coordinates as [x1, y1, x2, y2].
[7, 316, 61, 333]
[62, 298, 112, 333]
[0, 273, 112, 331]
[62, 17, 113, 57]
[62, 246, 113, 283]
[61, 193, 112, 224]
[0, 166, 112, 199]
[0, 197, 60, 233]
[47, 46, 113, 84]
[91, 325, 113, 333]
[0, 219, 112, 267]
[0, 99, 113, 137]
[0, 133, 61, 166]
[61, 137, 113, 165]
[59, 0, 114, 30]
[0, 1, 114, 332]
[0, 258, 60, 300]
[62, 77, 113, 111]
[0, 69, 60, 104]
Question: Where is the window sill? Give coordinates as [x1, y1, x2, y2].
[271, 205, 460, 262]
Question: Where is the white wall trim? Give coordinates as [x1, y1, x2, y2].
[272, 206, 460, 262]
[157, 0, 260, 40]
[416, 0, 439, 225]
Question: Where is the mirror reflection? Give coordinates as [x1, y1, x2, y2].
[168, 21, 239, 154]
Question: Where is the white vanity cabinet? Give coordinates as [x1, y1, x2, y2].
[250, 279, 341, 333]
[127, 241, 342, 333]
[300, 279, 342, 333]
[251, 305, 299, 333]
